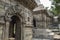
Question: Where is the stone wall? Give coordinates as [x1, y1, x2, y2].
[23, 27, 32, 40]
[0, 0, 33, 40]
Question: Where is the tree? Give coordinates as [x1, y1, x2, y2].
[50, 0, 60, 16]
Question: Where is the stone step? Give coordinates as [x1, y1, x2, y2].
[9, 38, 15, 40]
[49, 29, 60, 34]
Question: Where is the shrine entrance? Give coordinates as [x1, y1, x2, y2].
[9, 15, 21, 40]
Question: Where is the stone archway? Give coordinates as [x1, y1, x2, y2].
[3, 5, 24, 40]
[3, 5, 33, 40]
[9, 15, 21, 40]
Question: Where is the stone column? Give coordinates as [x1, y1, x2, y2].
[4, 21, 10, 40]
[3, 17, 11, 40]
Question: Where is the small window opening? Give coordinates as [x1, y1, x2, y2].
[33, 18, 36, 27]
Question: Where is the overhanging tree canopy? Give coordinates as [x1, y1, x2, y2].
[50, 0, 60, 16]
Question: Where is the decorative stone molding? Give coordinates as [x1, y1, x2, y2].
[5, 5, 22, 21]
[4, 4, 33, 26]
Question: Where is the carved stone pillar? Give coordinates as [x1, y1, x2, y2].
[4, 21, 10, 40]
[23, 13, 33, 40]
[3, 16, 11, 40]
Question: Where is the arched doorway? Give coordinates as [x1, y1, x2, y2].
[9, 15, 21, 40]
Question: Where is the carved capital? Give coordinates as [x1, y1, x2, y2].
[5, 17, 12, 22]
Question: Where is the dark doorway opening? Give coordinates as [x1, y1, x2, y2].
[9, 15, 21, 40]
[33, 18, 36, 27]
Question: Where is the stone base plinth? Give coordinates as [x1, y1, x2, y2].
[24, 27, 32, 40]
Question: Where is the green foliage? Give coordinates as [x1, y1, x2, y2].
[50, 0, 60, 16]
[54, 0, 60, 3]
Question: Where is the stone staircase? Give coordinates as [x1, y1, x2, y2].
[50, 29, 60, 35]
[49, 29, 60, 39]
[32, 28, 54, 40]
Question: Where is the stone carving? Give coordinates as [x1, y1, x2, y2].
[5, 5, 22, 21]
